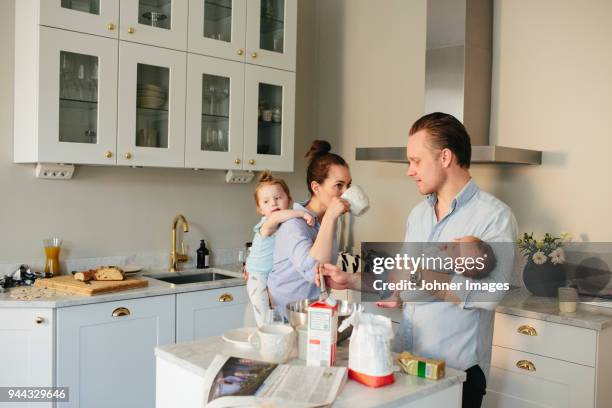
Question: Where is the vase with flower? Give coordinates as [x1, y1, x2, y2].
[519, 232, 570, 297]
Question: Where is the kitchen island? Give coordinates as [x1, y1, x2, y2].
[155, 336, 467, 408]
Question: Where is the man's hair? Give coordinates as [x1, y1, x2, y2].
[409, 112, 471, 168]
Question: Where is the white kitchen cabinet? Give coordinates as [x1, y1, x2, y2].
[15, 26, 119, 165]
[0, 309, 54, 408]
[117, 41, 187, 167]
[15, 0, 297, 172]
[185, 54, 245, 170]
[38, 0, 120, 39]
[119, 0, 188, 50]
[56, 295, 175, 408]
[188, 0, 247, 63]
[188, 0, 297, 72]
[176, 285, 248, 342]
[243, 64, 295, 172]
[245, 0, 297, 71]
[484, 312, 612, 408]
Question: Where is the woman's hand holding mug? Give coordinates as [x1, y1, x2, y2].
[326, 197, 350, 220]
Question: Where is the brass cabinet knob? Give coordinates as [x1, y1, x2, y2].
[112, 307, 131, 317]
[516, 360, 536, 371]
[251, 52, 257, 58]
[127, 27, 135, 34]
[248, 159, 255, 165]
[125, 152, 132, 160]
[35, 316, 44, 324]
[234, 158, 241, 165]
[105, 151, 113, 158]
[517, 325, 537, 336]
[219, 293, 234, 302]
[237, 49, 244, 56]
[107, 23, 115, 31]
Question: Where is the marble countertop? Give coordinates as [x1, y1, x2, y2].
[155, 336, 466, 407]
[496, 289, 612, 331]
[0, 265, 245, 308]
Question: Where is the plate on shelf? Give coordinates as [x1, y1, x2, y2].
[122, 265, 143, 274]
[222, 327, 257, 348]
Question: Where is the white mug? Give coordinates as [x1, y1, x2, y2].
[341, 185, 370, 216]
[248, 324, 295, 363]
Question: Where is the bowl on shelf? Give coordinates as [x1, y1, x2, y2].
[138, 95, 165, 109]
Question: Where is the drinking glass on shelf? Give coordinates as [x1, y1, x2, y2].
[207, 83, 216, 115]
[43, 238, 62, 276]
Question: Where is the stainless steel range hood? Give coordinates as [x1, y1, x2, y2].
[356, 0, 542, 165]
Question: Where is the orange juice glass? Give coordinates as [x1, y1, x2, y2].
[43, 238, 62, 276]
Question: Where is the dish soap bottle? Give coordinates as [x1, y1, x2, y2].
[196, 240, 210, 269]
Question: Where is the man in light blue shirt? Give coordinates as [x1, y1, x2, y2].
[320, 113, 517, 408]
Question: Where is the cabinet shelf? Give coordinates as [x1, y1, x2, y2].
[60, 97, 98, 105]
[258, 120, 281, 127]
[137, 106, 169, 113]
[260, 16, 284, 35]
[202, 113, 230, 119]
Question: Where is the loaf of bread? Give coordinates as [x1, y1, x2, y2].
[74, 266, 125, 282]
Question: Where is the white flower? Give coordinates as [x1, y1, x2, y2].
[532, 251, 547, 265]
[560, 232, 572, 242]
[550, 248, 566, 265]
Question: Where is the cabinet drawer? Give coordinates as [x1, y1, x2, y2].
[493, 313, 596, 366]
[485, 346, 595, 408]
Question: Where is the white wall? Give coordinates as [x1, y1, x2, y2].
[316, 0, 612, 246]
[0, 0, 318, 264]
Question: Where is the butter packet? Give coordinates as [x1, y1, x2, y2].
[397, 352, 445, 380]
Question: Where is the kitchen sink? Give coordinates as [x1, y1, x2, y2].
[148, 272, 235, 285]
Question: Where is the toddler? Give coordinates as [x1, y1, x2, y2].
[376, 236, 497, 308]
[246, 171, 315, 326]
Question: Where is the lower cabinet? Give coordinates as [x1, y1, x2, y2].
[0, 308, 54, 408]
[176, 285, 249, 342]
[484, 312, 612, 408]
[56, 295, 175, 408]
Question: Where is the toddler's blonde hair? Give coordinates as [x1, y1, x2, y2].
[253, 170, 292, 207]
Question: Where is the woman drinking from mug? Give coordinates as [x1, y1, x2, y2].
[267, 140, 351, 316]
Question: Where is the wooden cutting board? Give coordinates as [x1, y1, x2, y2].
[34, 275, 148, 296]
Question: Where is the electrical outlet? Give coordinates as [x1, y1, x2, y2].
[35, 163, 75, 180]
[225, 170, 255, 184]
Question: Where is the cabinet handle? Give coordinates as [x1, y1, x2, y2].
[516, 360, 536, 372]
[107, 23, 116, 31]
[105, 151, 113, 158]
[234, 158, 241, 165]
[251, 52, 257, 58]
[517, 325, 537, 336]
[237, 49, 244, 56]
[112, 307, 131, 317]
[127, 27, 135, 34]
[125, 152, 133, 160]
[218, 293, 234, 303]
[35, 316, 44, 324]
[248, 159, 255, 165]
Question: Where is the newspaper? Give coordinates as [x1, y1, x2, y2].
[203, 354, 348, 408]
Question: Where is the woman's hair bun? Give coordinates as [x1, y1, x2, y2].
[304, 140, 332, 162]
[258, 170, 274, 183]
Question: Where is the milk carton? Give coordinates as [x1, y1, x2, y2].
[306, 298, 338, 366]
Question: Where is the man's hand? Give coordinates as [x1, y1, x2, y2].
[315, 263, 358, 290]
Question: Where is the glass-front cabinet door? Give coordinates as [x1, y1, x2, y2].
[188, 0, 247, 62]
[37, 27, 118, 165]
[120, 0, 188, 50]
[243, 64, 294, 171]
[39, 0, 120, 38]
[185, 54, 245, 169]
[245, 0, 297, 71]
[117, 42, 186, 167]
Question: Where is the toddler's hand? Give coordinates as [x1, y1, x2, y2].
[376, 300, 402, 308]
[302, 212, 315, 227]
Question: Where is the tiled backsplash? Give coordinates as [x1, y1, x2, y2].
[0, 246, 244, 276]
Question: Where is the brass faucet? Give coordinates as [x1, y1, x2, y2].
[170, 214, 189, 272]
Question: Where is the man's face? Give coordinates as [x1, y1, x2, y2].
[406, 130, 446, 195]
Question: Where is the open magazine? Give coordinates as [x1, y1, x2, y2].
[203, 354, 348, 407]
